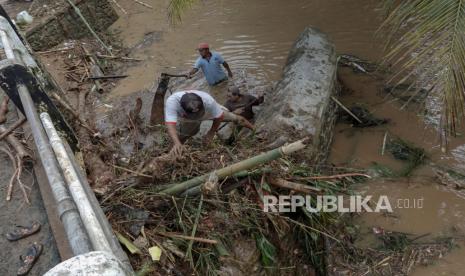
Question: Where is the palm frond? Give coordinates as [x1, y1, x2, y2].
[380, 0, 465, 136]
[168, 0, 198, 25]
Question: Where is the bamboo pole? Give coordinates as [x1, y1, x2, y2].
[181, 168, 272, 196]
[161, 138, 309, 195]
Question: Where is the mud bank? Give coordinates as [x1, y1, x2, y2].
[257, 27, 338, 164]
[26, 0, 118, 51]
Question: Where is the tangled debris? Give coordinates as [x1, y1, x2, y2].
[386, 138, 427, 176]
[339, 105, 389, 127]
[328, 229, 453, 275]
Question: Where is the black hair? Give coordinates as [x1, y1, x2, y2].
[180, 93, 204, 114]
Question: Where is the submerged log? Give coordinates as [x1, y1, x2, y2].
[150, 74, 171, 125]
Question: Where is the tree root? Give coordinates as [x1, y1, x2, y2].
[0, 97, 9, 124]
[0, 146, 30, 204]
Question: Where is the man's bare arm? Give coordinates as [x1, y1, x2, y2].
[204, 117, 222, 145]
[222, 61, 233, 78]
[166, 123, 185, 157]
[187, 68, 199, 78]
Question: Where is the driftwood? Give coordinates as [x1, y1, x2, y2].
[82, 45, 104, 93]
[268, 178, 322, 194]
[0, 125, 30, 159]
[156, 232, 218, 244]
[89, 75, 128, 80]
[331, 96, 362, 124]
[96, 54, 142, 61]
[150, 74, 171, 124]
[77, 88, 115, 194]
[0, 117, 26, 141]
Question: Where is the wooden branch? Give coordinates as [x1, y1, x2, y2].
[0, 117, 26, 141]
[156, 232, 218, 244]
[16, 154, 30, 204]
[268, 178, 322, 194]
[297, 173, 371, 180]
[0, 146, 17, 201]
[331, 96, 362, 124]
[112, 164, 152, 178]
[89, 75, 128, 80]
[36, 46, 75, 54]
[0, 125, 30, 159]
[96, 54, 142, 61]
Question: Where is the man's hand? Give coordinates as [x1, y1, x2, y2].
[170, 143, 185, 158]
[203, 131, 215, 146]
[233, 107, 244, 115]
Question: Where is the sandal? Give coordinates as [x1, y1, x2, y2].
[6, 221, 41, 241]
[17, 242, 43, 276]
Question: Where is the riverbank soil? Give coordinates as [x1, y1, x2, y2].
[3, 0, 465, 275]
[0, 93, 60, 275]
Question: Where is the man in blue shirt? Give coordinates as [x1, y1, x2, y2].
[187, 42, 233, 86]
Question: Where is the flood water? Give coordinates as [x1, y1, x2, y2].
[109, 0, 465, 274]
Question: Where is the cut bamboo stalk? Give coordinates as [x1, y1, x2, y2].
[181, 168, 272, 196]
[161, 138, 309, 195]
[268, 178, 322, 194]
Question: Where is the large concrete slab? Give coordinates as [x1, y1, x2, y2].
[256, 27, 338, 163]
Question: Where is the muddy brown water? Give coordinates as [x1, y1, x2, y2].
[1, 0, 460, 274]
[108, 0, 465, 274]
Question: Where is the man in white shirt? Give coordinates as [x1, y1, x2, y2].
[165, 90, 254, 156]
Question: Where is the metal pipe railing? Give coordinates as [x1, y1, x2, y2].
[40, 112, 113, 253]
[17, 84, 93, 255]
[1, 22, 93, 255]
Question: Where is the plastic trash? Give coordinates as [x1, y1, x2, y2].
[16, 11, 33, 26]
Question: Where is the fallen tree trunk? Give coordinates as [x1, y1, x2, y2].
[161, 138, 309, 195]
